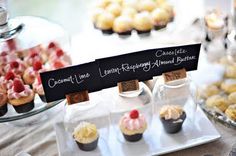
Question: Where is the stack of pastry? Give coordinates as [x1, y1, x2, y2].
[0, 41, 71, 116]
[92, 0, 174, 36]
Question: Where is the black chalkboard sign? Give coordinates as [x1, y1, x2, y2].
[41, 44, 201, 102]
[40, 62, 102, 102]
[97, 44, 200, 88]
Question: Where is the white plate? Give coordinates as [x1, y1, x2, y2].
[54, 106, 220, 156]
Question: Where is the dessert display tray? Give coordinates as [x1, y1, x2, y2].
[54, 106, 220, 156]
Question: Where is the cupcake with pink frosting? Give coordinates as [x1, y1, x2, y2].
[8, 79, 35, 113]
[0, 71, 21, 92]
[4, 60, 26, 76]
[119, 109, 147, 142]
[33, 75, 46, 102]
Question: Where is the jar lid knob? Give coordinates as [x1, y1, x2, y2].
[0, 7, 8, 26]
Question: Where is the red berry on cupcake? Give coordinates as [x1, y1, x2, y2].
[56, 49, 64, 57]
[13, 79, 25, 93]
[33, 61, 42, 71]
[48, 42, 57, 49]
[130, 109, 139, 119]
[5, 71, 16, 80]
[10, 61, 19, 68]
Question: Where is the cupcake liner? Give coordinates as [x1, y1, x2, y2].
[136, 30, 151, 36]
[161, 112, 186, 134]
[101, 29, 113, 35]
[117, 30, 132, 36]
[75, 137, 99, 151]
[154, 25, 166, 30]
[123, 133, 143, 142]
[13, 100, 35, 113]
[39, 94, 47, 103]
[0, 104, 7, 117]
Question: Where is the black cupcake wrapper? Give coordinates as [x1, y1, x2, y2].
[0, 104, 7, 117]
[154, 25, 167, 30]
[13, 100, 35, 114]
[123, 133, 143, 142]
[161, 112, 186, 134]
[101, 29, 113, 35]
[75, 137, 99, 151]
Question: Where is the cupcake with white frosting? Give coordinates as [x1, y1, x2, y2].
[113, 15, 133, 36]
[151, 8, 170, 30]
[133, 11, 153, 35]
[96, 12, 115, 34]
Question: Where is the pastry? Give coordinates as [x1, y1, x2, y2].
[119, 109, 147, 142]
[96, 0, 112, 9]
[73, 122, 99, 151]
[205, 11, 224, 31]
[159, 3, 174, 21]
[24, 50, 44, 66]
[0, 92, 8, 117]
[221, 79, 236, 94]
[137, 0, 157, 12]
[225, 104, 236, 121]
[49, 48, 71, 65]
[200, 84, 221, 99]
[4, 60, 26, 76]
[33, 75, 46, 102]
[23, 61, 45, 86]
[8, 79, 35, 113]
[92, 8, 105, 28]
[106, 2, 122, 17]
[228, 92, 236, 104]
[151, 8, 170, 30]
[159, 105, 186, 133]
[0, 71, 21, 91]
[225, 65, 236, 79]
[50, 60, 68, 70]
[122, 0, 139, 10]
[121, 7, 137, 19]
[206, 95, 230, 112]
[133, 12, 153, 34]
[96, 12, 115, 34]
[113, 15, 133, 35]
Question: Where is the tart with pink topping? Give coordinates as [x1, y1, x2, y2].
[119, 109, 147, 142]
[8, 79, 35, 113]
[0, 71, 21, 91]
[33, 75, 46, 102]
[0, 92, 8, 117]
[4, 60, 26, 76]
[23, 61, 46, 86]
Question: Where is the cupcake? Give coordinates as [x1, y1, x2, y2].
[33, 75, 46, 102]
[8, 79, 35, 113]
[137, 0, 157, 12]
[113, 15, 133, 36]
[151, 8, 170, 30]
[0, 92, 8, 117]
[133, 12, 153, 35]
[221, 79, 236, 94]
[159, 3, 174, 21]
[225, 104, 236, 121]
[24, 50, 44, 66]
[50, 60, 69, 70]
[122, 0, 139, 10]
[205, 11, 224, 31]
[4, 60, 26, 76]
[0, 71, 21, 91]
[121, 7, 137, 19]
[96, 12, 115, 34]
[159, 105, 186, 133]
[73, 122, 99, 151]
[48, 48, 71, 65]
[23, 61, 45, 86]
[106, 2, 122, 17]
[92, 8, 105, 28]
[206, 95, 230, 112]
[96, 0, 111, 9]
[119, 109, 147, 142]
[200, 84, 221, 99]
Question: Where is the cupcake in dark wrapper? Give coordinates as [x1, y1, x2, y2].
[133, 12, 153, 35]
[113, 15, 133, 36]
[151, 8, 170, 30]
[7, 79, 35, 113]
[33, 75, 46, 102]
[0, 92, 8, 117]
[159, 105, 186, 133]
[73, 122, 99, 151]
[119, 109, 147, 142]
[96, 12, 115, 34]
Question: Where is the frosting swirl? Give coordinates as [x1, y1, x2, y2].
[119, 112, 146, 131]
[8, 85, 33, 99]
[159, 105, 184, 120]
[33, 78, 44, 95]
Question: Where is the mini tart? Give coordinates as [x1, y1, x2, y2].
[137, 0, 157, 12]
[225, 65, 236, 79]
[121, 7, 137, 19]
[119, 109, 147, 142]
[73, 122, 99, 151]
[133, 12, 153, 34]
[106, 2, 122, 17]
[206, 95, 230, 112]
[225, 104, 236, 121]
[96, 12, 115, 34]
[8, 83, 35, 114]
[113, 15, 133, 35]
[0, 92, 8, 117]
[151, 8, 170, 30]
[159, 105, 186, 133]
[221, 79, 236, 94]
[92, 8, 105, 28]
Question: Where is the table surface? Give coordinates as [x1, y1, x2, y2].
[1, 0, 236, 156]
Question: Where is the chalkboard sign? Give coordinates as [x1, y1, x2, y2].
[40, 62, 102, 102]
[41, 44, 201, 102]
[97, 44, 200, 88]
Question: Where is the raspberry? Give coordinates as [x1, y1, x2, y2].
[13, 79, 25, 93]
[10, 61, 19, 68]
[48, 42, 57, 49]
[129, 109, 139, 119]
[56, 49, 64, 57]
[5, 71, 15, 80]
[33, 61, 42, 71]
[53, 61, 64, 69]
